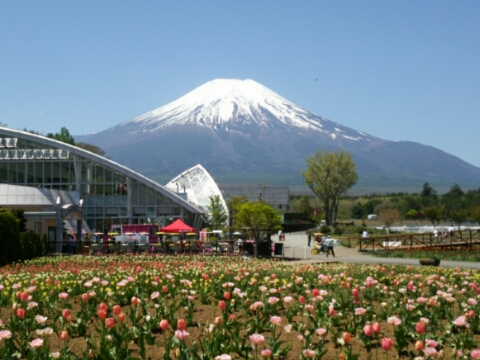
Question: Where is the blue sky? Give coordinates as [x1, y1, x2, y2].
[1, 1, 479, 167]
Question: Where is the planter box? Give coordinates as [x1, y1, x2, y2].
[419, 258, 441, 266]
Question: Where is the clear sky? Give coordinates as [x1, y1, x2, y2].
[1, 1, 479, 167]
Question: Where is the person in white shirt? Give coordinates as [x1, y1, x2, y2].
[324, 235, 335, 257]
[433, 228, 438, 243]
[448, 225, 454, 238]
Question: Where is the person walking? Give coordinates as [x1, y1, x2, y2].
[307, 232, 312, 247]
[324, 235, 335, 257]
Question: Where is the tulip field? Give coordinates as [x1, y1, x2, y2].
[1, 255, 480, 359]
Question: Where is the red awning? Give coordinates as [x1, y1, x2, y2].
[160, 219, 196, 233]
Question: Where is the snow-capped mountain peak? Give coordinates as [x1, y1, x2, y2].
[120, 78, 371, 142]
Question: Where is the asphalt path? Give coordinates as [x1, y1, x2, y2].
[272, 233, 480, 270]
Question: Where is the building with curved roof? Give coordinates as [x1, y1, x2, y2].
[0, 127, 204, 241]
[165, 164, 228, 221]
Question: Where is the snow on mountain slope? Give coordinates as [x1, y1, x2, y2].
[118, 79, 373, 142]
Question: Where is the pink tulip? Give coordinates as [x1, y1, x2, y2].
[425, 339, 439, 348]
[453, 315, 468, 327]
[174, 330, 189, 340]
[261, 349, 272, 357]
[381, 337, 393, 351]
[249, 334, 265, 344]
[387, 316, 402, 326]
[355, 307, 367, 315]
[363, 324, 373, 337]
[29, 338, 44, 349]
[270, 316, 282, 325]
[372, 322, 381, 333]
[0, 330, 12, 340]
[471, 349, 480, 359]
[423, 347, 438, 357]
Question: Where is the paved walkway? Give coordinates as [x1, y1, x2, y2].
[273, 233, 480, 270]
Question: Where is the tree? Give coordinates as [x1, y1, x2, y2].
[47, 127, 75, 145]
[302, 150, 358, 226]
[421, 183, 437, 198]
[235, 202, 281, 257]
[206, 195, 228, 230]
[227, 195, 248, 232]
[290, 195, 312, 220]
[422, 204, 446, 228]
[76, 142, 106, 156]
[470, 206, 480, 227]
[449, 209, 468, 231]
[378, 209, 400, 234]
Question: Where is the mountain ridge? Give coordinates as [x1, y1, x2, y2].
[75, 79, 480, 193]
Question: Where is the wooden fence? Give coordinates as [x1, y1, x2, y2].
[347, 229, 480, 252]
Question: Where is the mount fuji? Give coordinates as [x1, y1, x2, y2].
[76, 79, 480, 192]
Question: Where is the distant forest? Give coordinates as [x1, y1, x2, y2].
[290, 182, 480, 224]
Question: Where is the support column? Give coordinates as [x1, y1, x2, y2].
[56, 198, 63, 254]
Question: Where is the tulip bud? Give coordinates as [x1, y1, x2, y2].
[177, 318, 187, 331]
[415, 340, 424, 351]
[59, 330, 69, 341]
[381, 337, 393, 351]
[105, 317, 115, 328]
[16, 308, 25, 319]
[97, 309, 107, 319]
[160, 319, 169, 331]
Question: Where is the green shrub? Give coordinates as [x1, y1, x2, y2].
[20, 231, 42, 261]
[319, 225, 331, 234]
[0, 211, 21, 266]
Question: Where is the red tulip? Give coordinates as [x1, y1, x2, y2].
[16, 308, 25, 319]
[97, 309, 107, 319]
[219, 300, 226, 311]
[113, 305, 121, 315]
[105, 317, 115, 328]
[177, 318, 187, 331]
[415, 321, 426, 334]
[342, 332, 351, 344]
[118, 313, 126, 322]
[224, 291, 231, 300]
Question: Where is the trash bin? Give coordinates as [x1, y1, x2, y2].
[274, 243, 284, 256]
[258, 241, 271, 256]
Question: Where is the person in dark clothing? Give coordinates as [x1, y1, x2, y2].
[307, 233, 312, 247]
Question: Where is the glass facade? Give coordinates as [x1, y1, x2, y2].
[0, 129, 204, 234]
